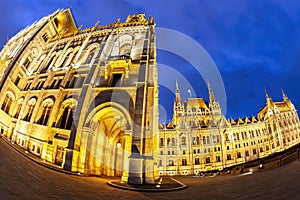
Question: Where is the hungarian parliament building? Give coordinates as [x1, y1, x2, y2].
[158, 82, 300, 176]
[0, 9, 299, 183]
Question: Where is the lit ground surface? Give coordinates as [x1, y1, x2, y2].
[1, 138, 300, 200]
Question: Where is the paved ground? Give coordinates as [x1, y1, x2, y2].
[1, 138, 300, 200]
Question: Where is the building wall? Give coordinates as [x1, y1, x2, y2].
[0, 9, 158, 182]
[158, 88, 300, 176]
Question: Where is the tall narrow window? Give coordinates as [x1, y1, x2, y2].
[195, 158, 200, 165]
[85, 50, 95, 64]
[206, 157, 211, 164]
[42, 33, 48, 42]
[37, 99, 54, 126]
[160, 138, 164, 147]
[167, 138, 171, 146]
[23, 58, 31, 69]
[14, 98, 24, 119]
[23, 98, 36, 122]
[1, 93, 14, 114]
[182, 159, 187, 166]
[44, 55, 56, 72]
[59, 106, 74, 130]
[14, 76, 21, 87]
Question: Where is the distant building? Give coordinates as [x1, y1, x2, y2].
[158, 81, 300, 175]
[0, 9, 158, 184]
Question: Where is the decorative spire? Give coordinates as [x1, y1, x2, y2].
[281, 88, 288, 101]
[265, 88, 271, 100]
[175, 80, 181, 104]
[207, 80, 216, 103]
[265, 88, 273, 107]
[176, 79, 179, 93]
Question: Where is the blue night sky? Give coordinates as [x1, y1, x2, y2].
[1, 0, 300, 122]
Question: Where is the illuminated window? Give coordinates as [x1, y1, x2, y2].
[205, 157, 210, 164]
[182, 159, 187, 166]
[14, 76, 21, 87]
[1, 93, 14, 114]
[260, 147, 264, 152]
[206, 136, 210, 144]
[23, 98, 36, 122]
[58, 105, 74, 130]
[167, 138, 171, 146]
[159, 138, 164, 147]
[23, 57, 31, 69]
[37, 99, 54, 126]
[203, 136, 206, 144]
[14, 98, 24, 119]
[85, 48, 96, 64]
[159, 160, 162, 166]
[193, 137, 199, 145]
[227, 154, 231, 160]
[44, 55, 56, 72]
[168, 160, 174, 166]
[245, 150, 249, 156]
[42, 33, 48, 42]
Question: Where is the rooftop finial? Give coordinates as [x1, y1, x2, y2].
[207, 80, 216, 103]
[281, 88, 288, 101]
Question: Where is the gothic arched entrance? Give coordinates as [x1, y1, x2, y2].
[84, 103, 132, 177]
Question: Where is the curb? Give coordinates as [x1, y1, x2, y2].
[107, 179, 187, 192]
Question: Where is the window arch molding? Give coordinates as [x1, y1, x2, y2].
[56, 98, 78, 130]
[1, 91, 16, 115]
[36, 97, 55, 126]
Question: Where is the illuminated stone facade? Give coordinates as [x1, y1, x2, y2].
[0, 9, 159, 184]
[158, 82, 300, 176]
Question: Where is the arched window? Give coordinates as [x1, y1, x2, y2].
[37, 99, 54, 126]
[85, 48, 97, 64]
[43, 55, 56, 73]
[23, 98, 37, 122]
[1, 92, 15, 114]
[171, 138, 175, 146]
[206, 157, 210, 164]
[111, 34, 133, 57]
[167, 138, 171, 146]
[159, 138, 164, 147]
[14, 98, 24, 118]
[59, 52, 72, 68]
[58, 105, 74, 130]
